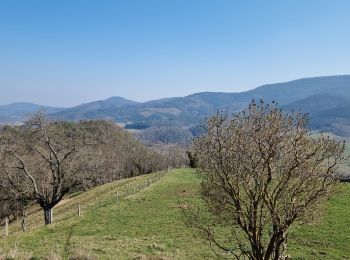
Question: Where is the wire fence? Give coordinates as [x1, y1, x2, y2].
[1, 170, 168, 238]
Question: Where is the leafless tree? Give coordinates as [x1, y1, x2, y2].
[129, 144, 165, 176]
[0, 188, 27, 223]
[190, 100, 345, 259]
[78, 120, 167, 183]
[0, 113, 97, 225]
[0, 116, 172, 224]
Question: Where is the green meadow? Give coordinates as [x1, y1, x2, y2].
[1, 169, 349, 259]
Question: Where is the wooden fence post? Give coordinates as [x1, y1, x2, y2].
[48, 208, 53, 225]
[21, 215, 27, 232]
[5, 218, 9, 237]
[77, 204, 81, 217]
[116, 190, 119, 202]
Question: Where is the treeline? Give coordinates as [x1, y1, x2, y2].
[0, 113, 184, 225]
[136, 124, 207, 147]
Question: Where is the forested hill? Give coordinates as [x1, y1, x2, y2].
[2, 75, 350, 142]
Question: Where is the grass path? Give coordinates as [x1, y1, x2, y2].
[1, 169, 350, 259]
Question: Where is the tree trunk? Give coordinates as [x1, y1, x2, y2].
[250, 239, 264, 260]
[270, 232, 288, 260]
[44, 207, 53, 225]
[252, 248, 264, 260]
[278, 233, 289, 260]
[265, 234, 277, 260]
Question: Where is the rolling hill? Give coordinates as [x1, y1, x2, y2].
[50, 96, 139, 121]
[2, 75, 350, 142]
[0, 102, 65, 124]
[1, 169, 349, 259]
[281, 94, 350, 135]
[50, 75, 350, 139]
[282, 94, 350, 116]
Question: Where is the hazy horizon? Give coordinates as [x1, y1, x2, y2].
[1, 74, 349, 107]
[1, 1, 350, 106]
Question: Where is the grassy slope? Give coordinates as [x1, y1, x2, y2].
[1, 169, 350, 259]
[290, 184, 350, 259]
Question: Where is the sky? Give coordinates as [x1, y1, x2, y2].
[1, 0, 350, 107]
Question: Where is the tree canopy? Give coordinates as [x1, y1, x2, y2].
[191, 100, 345, 259]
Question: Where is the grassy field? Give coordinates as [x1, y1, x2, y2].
[1, 169, 350, 259]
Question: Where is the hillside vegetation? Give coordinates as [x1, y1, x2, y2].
[47, 75, 350, 140]
[1, 169, 350, 259]
[3, 76, 350, 144]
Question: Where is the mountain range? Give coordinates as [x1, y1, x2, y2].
[0, 102, 64, 124]
[2, 75, 350, 143]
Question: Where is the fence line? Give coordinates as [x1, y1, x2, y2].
[113, 171, 165, 204]
[1, 170, 168, 238]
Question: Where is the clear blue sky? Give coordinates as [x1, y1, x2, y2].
[1, 0, 350, 107]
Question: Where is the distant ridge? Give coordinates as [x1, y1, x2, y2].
[50, 96, 139, 121]
[2, 75, 350, 141]
[0, 102, 65, 123]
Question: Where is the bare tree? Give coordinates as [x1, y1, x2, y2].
[78, 120, 143, 184]
[0, 117, 173, 224]
[0, 113, 96, 225]
[0, 188, 27, 223]
[191, 100, 345, 259]
[130, 144, 165, 176]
